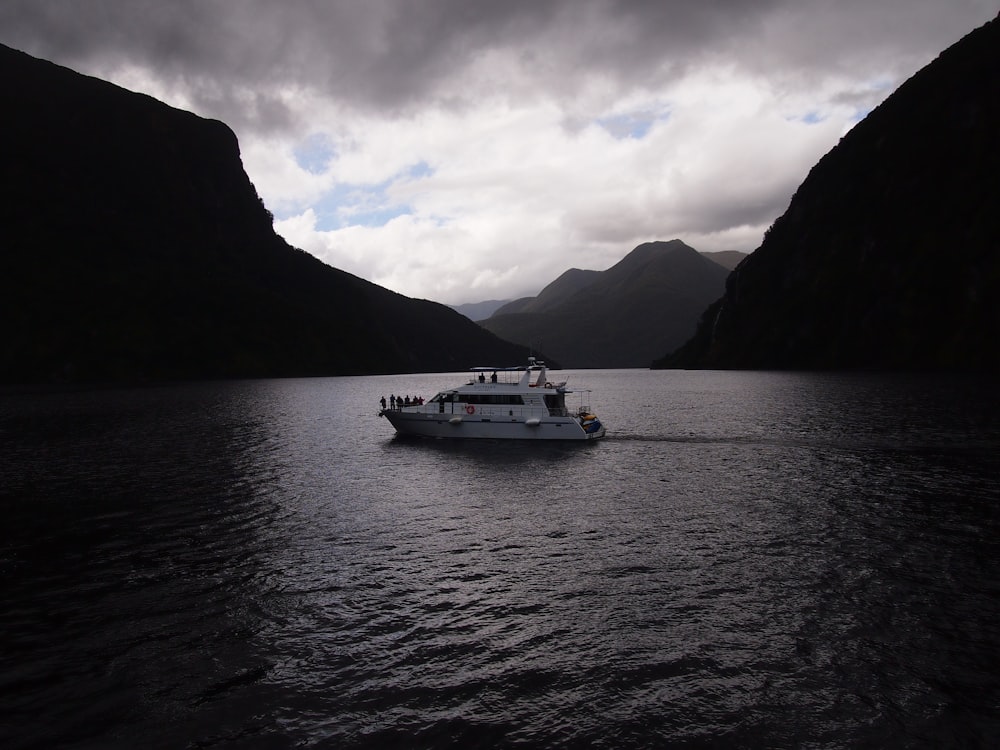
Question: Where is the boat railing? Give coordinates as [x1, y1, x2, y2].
[401, 402, 568, 419]
[387, 402, 579, 418]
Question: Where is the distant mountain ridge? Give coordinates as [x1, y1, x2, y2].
[0, 44, 535, 383]
[480, 240, 729, 368]
[448, 299, 511, 321]
[449, 251, 743, 322]
[659, 14, 1000, 371]
[699, 251, 747, 271]
[492, 269, 602, 318]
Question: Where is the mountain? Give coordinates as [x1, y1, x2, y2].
[700, 251, 748, 271]
[0, 44, 534, 383]
[480, 240, 729, 368]
[492, 269, 602, 317]
[452, 250, 743, 323]
[658, 15, 1000, 371]
[449, 299, 511, 321]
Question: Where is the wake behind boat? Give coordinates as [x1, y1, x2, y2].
[378, 358, 606, 440]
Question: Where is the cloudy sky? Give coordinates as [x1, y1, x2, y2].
[3, 1, 995, 304]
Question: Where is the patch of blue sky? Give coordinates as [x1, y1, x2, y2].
[596, 110, 669, 140]
[293, 132, 337, 175]
[278, 161, 433, 230]
[783, 109, 827, 124]
[344, 204, 413, 228]
[405, 160, 434, 180]
[307, 182, 411, 231]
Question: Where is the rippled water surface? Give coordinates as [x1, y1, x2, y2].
[2, 370, 999, 748]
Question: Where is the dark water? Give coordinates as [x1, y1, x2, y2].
[2, 370, 999, 748]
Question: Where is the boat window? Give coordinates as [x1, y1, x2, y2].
[464, 394, 525, 405]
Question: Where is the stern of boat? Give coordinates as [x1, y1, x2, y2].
[577, 410, 606, 439]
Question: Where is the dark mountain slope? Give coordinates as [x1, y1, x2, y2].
[482, 240, 729, 368]
[492, 268, 602, 317]
[660, 15, 1000, 371]
[484, 252, 740, 322]
[700, 251, 747, 271]
[0, 44, 531, 383]
[450, 299, 510, 321]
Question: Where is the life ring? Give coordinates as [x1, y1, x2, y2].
[465, 404, 475, 414]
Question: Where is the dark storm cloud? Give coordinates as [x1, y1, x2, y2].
[7, 0, 985, 129]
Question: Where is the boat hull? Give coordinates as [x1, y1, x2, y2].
[382, 411, 604, 440]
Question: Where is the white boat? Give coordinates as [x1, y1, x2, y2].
[379, 358, 606, 440]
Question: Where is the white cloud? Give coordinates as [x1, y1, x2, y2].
[267, 62, 858, 303]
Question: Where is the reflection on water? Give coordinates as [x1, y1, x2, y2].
[1, 371, 998, 748]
